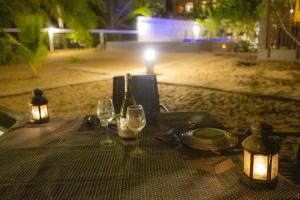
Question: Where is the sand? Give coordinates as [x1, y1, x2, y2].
[0, 79, 300, 133]
[1, 48, 300, 132]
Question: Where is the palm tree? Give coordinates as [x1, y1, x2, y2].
[99, 0, 152, 29]
[16, 14, 48, 77]
[0, 0, 39, 28]
[0, 0, 105, 74]
[42, 0, 104, 30]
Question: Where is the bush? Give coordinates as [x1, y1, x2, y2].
[68, 30, 94, 48]
[231, 40, 257, 52]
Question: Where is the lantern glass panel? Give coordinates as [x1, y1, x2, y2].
[271, 153, 279, 180]
[31, 105, 40, 120]
[243, 150, 251, 177]
[40, 105, 48, 119]
[253, 154, 268, 180]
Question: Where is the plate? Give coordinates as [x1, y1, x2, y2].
[181, 128, 238, 151]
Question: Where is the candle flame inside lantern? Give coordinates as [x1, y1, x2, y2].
[254, 163, 267, 175]
[253, 155, 268, 180]
[32, 106, 40, 121]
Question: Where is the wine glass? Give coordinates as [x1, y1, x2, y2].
[126, 105, 146, 157]
[97, 98, 116, 146]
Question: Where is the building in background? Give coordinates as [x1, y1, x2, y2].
[165, 0, 216, 18]
[259, 0, 300, 61]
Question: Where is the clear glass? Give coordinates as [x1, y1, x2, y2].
[31, 105, 40, 121]
[253, 154, 268, 180]
[271, 153, 279, 180]
[243, 150, 251, 177]
[40, 105, 48, 119]
[30, 104, 48, 122]
[97, 98, 116, 146]
[126, 105, 146, 157]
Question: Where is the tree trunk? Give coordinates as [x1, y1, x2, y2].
[259, 0, 269, 49]
[29, 63, 39, 78]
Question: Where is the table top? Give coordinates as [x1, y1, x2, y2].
[0, 113, 299, 200]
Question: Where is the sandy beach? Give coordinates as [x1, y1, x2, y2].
[1, 49, 300, 132]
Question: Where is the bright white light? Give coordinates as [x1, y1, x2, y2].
[222, 44, 227, 49]
[144, 49, 156, 61]
[48, 27, 57, 35]
[0, 130, 4, 137]
[254, 163, 267, 176]
[290, 9, 294, 14]
[185, 2, 194, 13]
[193, 25, 200, 39]
[193, 25, 200, 34]
[137, 20, 148, 34]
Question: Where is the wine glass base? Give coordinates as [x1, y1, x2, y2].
[100, 138, 116, 146]
[130, 148, 144, 157]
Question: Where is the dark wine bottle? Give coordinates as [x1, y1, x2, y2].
[119, 73, 136, 139]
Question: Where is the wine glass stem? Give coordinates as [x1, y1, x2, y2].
[135, 131, 140, 151]
[105, 126, 110, 140]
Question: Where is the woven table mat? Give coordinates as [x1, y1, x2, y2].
[0, 116, 299, 199]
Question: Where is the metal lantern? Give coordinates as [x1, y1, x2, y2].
[241, 122, 280, 189]
[30, 89, 49, 124]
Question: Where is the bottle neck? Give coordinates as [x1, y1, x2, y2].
[125, 76, 133, 97]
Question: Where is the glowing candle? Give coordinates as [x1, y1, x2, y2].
[253, 155, 268, 180]
[40, 105, 48, 119]
[241, 122, 280, 189]
[30, 89, 49, 124]
[31, 106, 41, 121]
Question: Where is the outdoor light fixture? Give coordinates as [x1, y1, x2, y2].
[144, 48, 156, 74]
[185, 2, 194, 13]
[30, 89, 49, 124]
[290, 9, 294, 14]
[145, 49, 156, 61]
[241, 122, 280, 189]
[222, 44, 227, 49]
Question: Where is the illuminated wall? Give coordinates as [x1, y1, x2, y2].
[137, 16, 201, 42]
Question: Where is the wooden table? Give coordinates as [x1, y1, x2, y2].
[0, 113, 299, 199]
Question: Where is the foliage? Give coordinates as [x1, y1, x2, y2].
[196, 8, 218, 38]
[131, 0, 164, 17]
[41, 0, 103, 47]
[16, 15, 48, 77]
[0, 0, 103, 49]
[0, 33, 26, 65]
[41, 0, 104, 30]
[0, 0, 39, 28]
[99, 0, 153, 29]
[231, 40, 253, 52]
[193, 0, 262, 51]
[215, 0, 261, 38]
[68, 56, 80, 63]
[68, 31, 94, 48]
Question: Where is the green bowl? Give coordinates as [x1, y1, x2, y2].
[181, 128, 238, 151]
